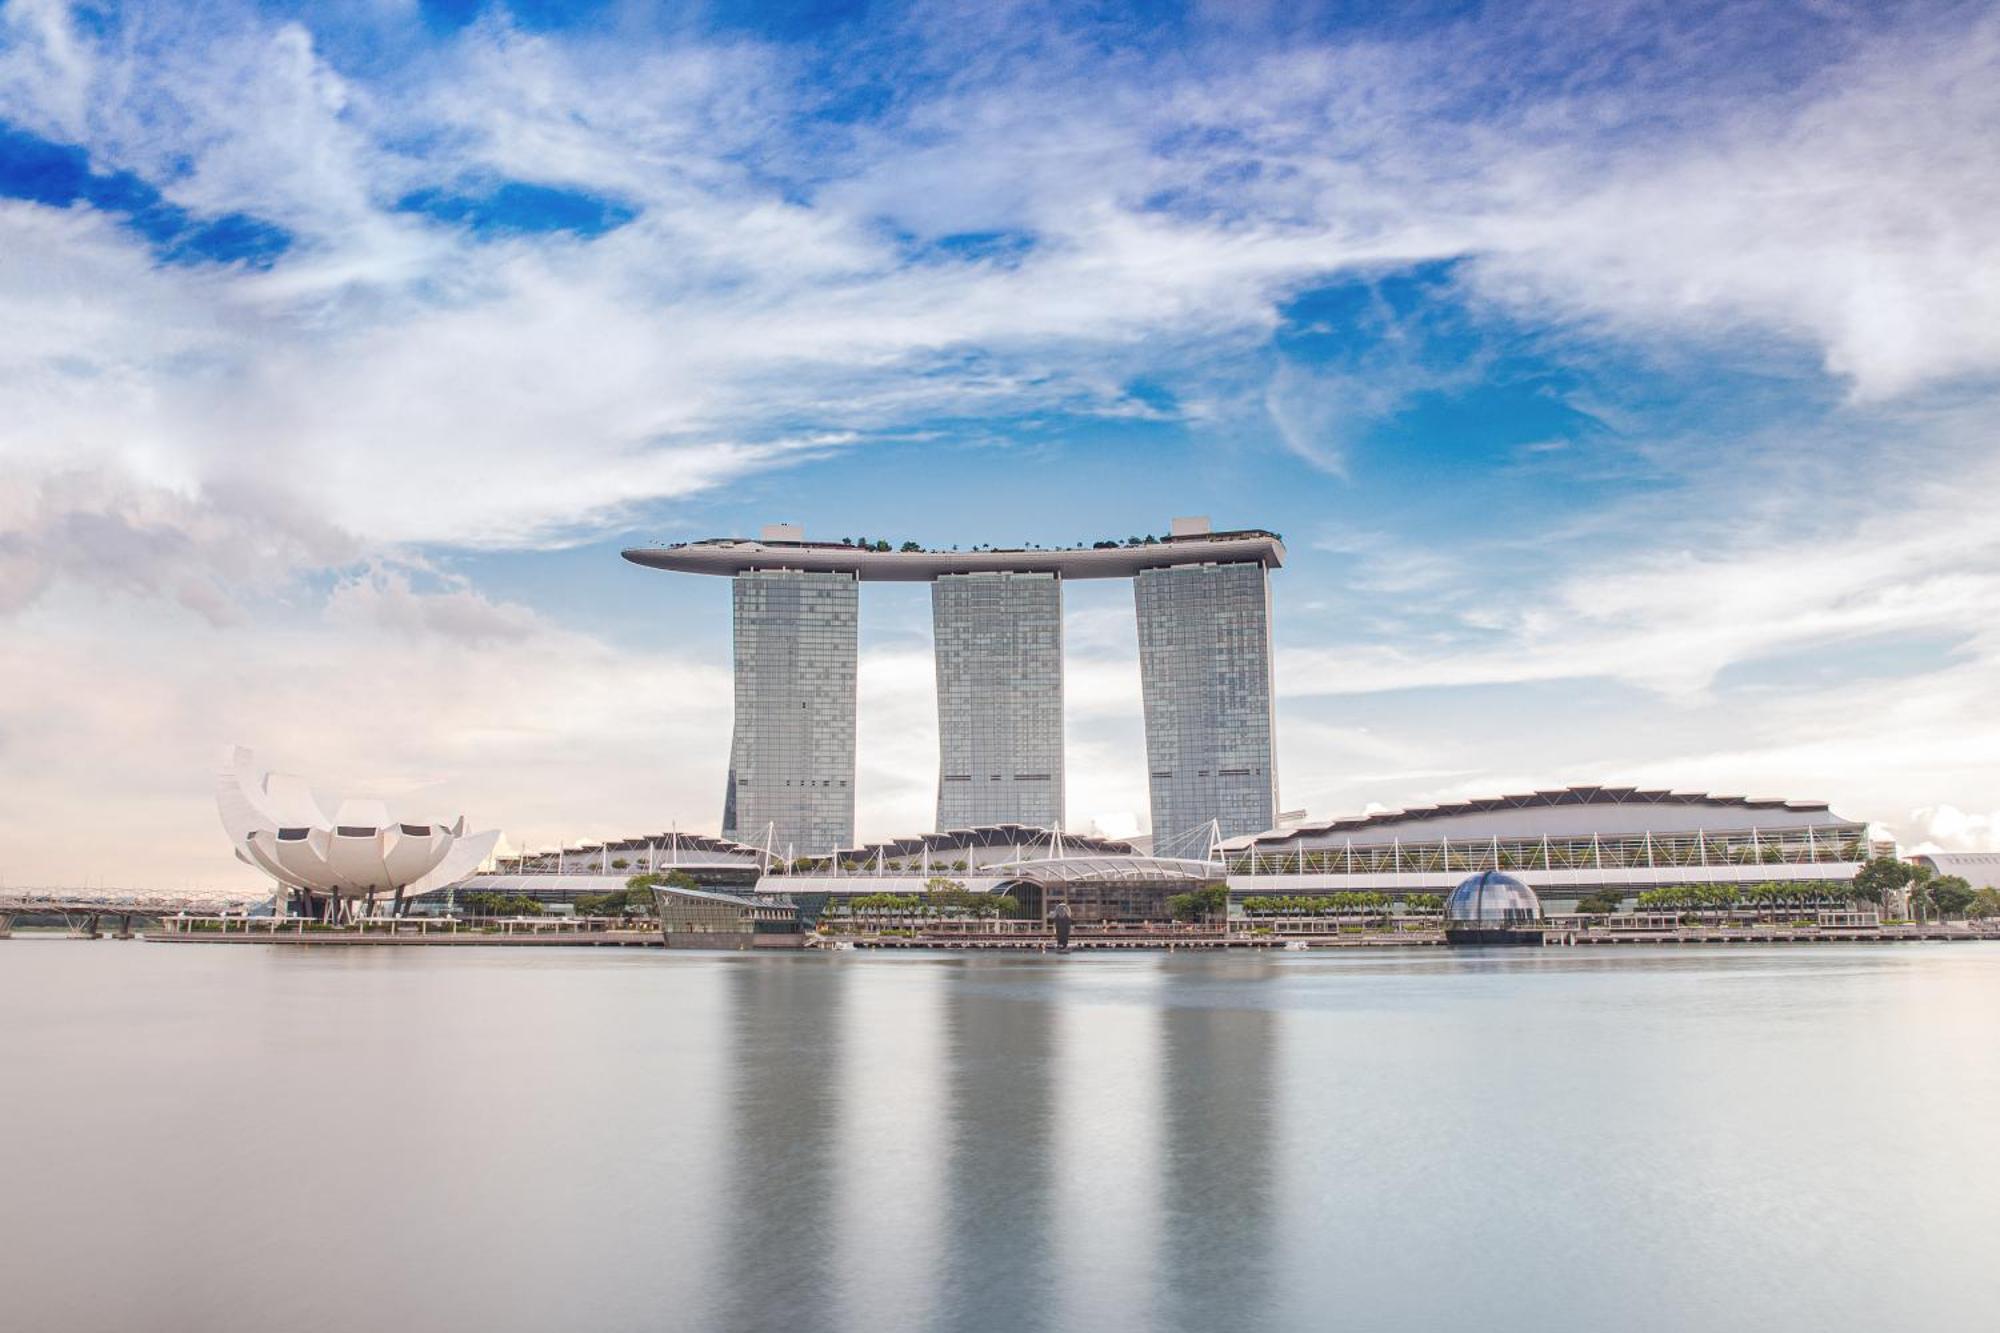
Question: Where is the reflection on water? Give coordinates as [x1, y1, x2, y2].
[723, 958, 846, 1333]
[941, 962, 1058, 1333]
[1161, 969, 1276, 1333]
[2, 943, 1999, 1333]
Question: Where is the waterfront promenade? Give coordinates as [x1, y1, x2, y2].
[100, 913, 2000, 949]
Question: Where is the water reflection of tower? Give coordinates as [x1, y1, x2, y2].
[939, 961, 1060, 1333]
[723, 958, 847, 1333]
[1160, 963, 1277, 1331]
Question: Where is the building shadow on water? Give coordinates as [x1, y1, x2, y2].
[936, 960, 1060, 1333]
[721, 956, 848, 1333]
[1159, 976, 1276, 1333]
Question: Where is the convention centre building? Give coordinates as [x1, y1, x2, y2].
[454, 787, 1883, 923]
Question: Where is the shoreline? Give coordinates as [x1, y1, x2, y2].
[108, 923, 1998, 950]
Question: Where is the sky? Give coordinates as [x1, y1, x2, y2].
[2, 0, 1998, 892]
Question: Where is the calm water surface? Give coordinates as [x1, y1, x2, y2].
[3, 941, 1998, 1332]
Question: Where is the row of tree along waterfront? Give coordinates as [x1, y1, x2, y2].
[1565, 858, 2000, 921]
[1237, 892, 1444, 918]
[458, 870, 702, 920]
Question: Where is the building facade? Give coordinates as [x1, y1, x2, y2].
[1219, 786, 1877, 909]
[1909, 851, 2000, 891]
[933, 571, 1064, 829]
[1135, 559, 1278, 845]
[623, 518, 1285, 846]
[723, 570, 858, 855]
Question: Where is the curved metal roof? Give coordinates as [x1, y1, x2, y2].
[508, 832, 766, 865]
[828, 824, 1138, 861]
[622, 531, 1284, 582]
[1224, 785, 1842, 850]
[985, 855, 1217, 885]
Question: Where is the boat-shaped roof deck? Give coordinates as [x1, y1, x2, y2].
[622, 530, 1285, 581]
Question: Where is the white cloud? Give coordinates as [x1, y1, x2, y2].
[0, 576, 733, 889]
[4, 2, 2000, 880]
[0, 4, 1993, 598]
[1908, 805, 2000, 853]
[1280, 451, 2000, 704]
[1462, 15, 2000, 399]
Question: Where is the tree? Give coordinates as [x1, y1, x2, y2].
[464, 892, 544, 917]
[1850, 856, 1915, 907]
[611, 858, 629, 870]
[572, 871, 686, 919]
[924, 877, 977, 916]
[1928, 875, 1976, 919]
[1967, 888, 2000, 920]
[900, 541, 922, 552]
[1575, 891, 1622, 915]
[1168, 883, 1229, 923]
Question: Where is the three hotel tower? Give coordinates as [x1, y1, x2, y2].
[623, 517, 1283, 856]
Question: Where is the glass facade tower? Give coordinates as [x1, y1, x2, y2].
[722, 570, 858, 855]
[932, 571, 1064, 830]
[1135, 561, 1278, 846]
[626, 518, 1285, 850]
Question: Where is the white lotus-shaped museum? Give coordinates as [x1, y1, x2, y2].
[217, 746, 500, 911]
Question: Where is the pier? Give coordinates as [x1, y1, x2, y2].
[146, 915, 666, 946]
[0, 895, 251, 940]
[10, 905, 1990, 951]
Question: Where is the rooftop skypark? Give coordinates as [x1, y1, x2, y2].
[621, 521, 1285, 581]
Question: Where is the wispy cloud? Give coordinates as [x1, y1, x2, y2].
[2, 1, 1992, 591]
[3, 1, 1999, 880]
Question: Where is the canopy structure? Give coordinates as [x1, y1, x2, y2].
[984, 855, 1219, 887]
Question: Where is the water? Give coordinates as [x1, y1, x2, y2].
[3, 942, 1998, 1333]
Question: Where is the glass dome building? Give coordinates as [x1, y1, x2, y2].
[1444, 870, 1543, 944]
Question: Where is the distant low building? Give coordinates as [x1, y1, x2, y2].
[1908, 852, 2000, 891]
[654, 883, 804, 950]
[1221, 785, 1878, 912]
[464, 831, 767, 906]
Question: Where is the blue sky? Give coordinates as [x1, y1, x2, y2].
[2, 0, 1998, 887]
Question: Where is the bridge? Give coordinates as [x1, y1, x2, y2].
[0, 894, 261, 939]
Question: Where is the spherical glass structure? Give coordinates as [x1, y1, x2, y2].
[1445, 870, 1542, 926]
